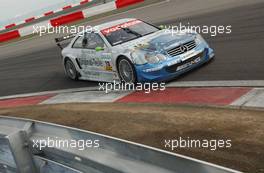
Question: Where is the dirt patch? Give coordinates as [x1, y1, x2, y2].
[0, 103, 263, 173]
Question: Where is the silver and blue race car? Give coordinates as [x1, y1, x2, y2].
[56, 18, 214, 83]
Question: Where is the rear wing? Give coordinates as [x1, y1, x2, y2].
[54, 34, 76, 49]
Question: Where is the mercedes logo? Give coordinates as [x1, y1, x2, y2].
[180, 45, 189, 53]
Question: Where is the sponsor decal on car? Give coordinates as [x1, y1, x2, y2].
[177, 57, 201, 71]
[181, 50, 197, 61]
[105, 61, 113, 71]
[78, 58, 104, 67]
[101, 19, 142, 35]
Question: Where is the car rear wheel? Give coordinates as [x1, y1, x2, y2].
[118, 57, 136, 83]
[65, 59, 78, 80]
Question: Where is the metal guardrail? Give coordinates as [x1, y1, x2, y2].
[0, 116, 241, 173]
[0, 0, 113, 34]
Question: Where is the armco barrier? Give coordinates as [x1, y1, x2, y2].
[82, 1, 117, 18]
[0, 116, 241, 173]
[62, 5, 73, 10]
[44, 11, 54, 16]
[5, 24, 16, 29]
[25, 17, 35, 23]
[0, 30, 20, 42]
[50, 11, 85, 27]
[81, 0, 90, 5]
[116, 0, 144, 8]
[0, 0, 94, 32]
[0, 0, 145, 43]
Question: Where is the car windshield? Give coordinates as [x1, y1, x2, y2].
[101, 20, 160, 46]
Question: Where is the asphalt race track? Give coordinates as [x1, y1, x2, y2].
[0, 0, 263, 97]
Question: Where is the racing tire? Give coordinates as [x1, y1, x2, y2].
[64, 59, 78, 80]
[117, 57, 137, 83]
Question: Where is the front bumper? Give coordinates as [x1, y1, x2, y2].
[135, 45, 215, 82]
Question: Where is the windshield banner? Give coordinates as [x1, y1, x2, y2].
[101, 19, 142, 35]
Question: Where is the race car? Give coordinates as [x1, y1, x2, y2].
[55, 18, 214, 83]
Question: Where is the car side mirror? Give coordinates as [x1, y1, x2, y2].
[82, 38, 88, 47]
[95, 46, 104, 52]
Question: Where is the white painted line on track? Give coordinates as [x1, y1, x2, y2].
[167, 80, 264, 87]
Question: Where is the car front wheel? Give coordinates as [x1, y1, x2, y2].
[118, 57, 136, 83]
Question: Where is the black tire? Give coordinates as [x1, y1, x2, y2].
[64, 59, 78, 80]
[117, 57, 137, 83]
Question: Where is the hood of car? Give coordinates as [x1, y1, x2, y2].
[121, 29, 196, 53]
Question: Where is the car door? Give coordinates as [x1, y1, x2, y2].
[78, 32, 115, 82]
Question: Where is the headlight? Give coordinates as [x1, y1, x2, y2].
[131, 51, 147, 65]
[145, 54, 160, 64]
[195, 34, 208, 47]
[195, 34, 204, 44]
[156, 54, 167, 61]
[131, 51, 167, 65]
[145, 54, 167, 64]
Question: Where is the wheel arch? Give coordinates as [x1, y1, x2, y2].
[63, 55, 81, 69]
[63, 55, 81, 79]
[116, 55, 137, 83]
[115, 55, 134, 72]
[63, 56, 71, 65]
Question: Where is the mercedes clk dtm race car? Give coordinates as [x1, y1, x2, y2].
[56, 18, 215, 83]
